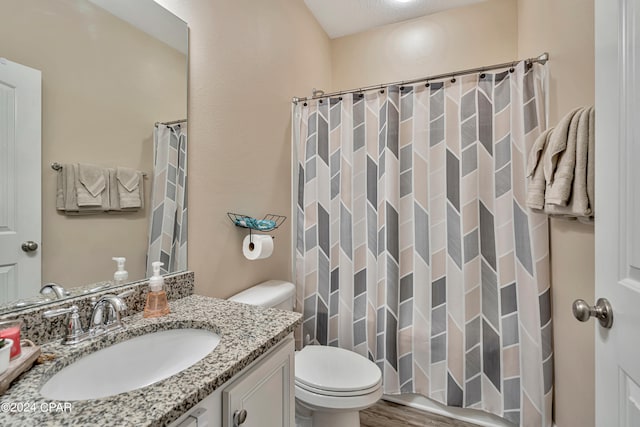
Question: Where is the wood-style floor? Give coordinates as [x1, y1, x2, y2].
[360, 400, 481, 427]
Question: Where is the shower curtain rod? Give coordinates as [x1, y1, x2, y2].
[155, 119, 186, 127]
[292, 52, 549, 104]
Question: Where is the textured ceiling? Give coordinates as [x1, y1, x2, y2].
[304, 0, 486, 39]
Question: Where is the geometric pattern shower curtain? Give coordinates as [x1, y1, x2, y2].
[293, 62, 552, 426]
[146, 122, 188, 276]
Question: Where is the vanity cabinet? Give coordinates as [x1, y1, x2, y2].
[223, 335, 294, 426]
[170, 335, 294, 427]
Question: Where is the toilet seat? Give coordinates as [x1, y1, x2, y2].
[295, 381, 383, 412]
[295, 346, 382, 397]
[295, 378, 381, 397]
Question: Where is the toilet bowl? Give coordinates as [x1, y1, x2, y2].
[229, 280, 383, 427]
[294, 345, 382, 427]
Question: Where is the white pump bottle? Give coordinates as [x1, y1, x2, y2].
[112, 257, 128, 285]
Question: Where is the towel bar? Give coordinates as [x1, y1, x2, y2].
[51, 162, 147, 177]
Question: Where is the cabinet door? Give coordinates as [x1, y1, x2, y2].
[222, 335, 294, 427]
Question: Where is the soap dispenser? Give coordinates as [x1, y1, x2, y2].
[143, 261, 170, 318]
[112, 257, 128, 285]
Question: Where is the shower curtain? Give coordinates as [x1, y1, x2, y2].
[147, 122, 188, 276]
[293, 62, 552, 426]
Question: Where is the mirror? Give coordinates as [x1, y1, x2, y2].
[0, 0, 188, 313]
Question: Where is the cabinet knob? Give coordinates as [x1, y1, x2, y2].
[233, 409, 248, 426]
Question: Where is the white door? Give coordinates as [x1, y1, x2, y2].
[0, 58, 41, 303]
[595, 0, 640, 425]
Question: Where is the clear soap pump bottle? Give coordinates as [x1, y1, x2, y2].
[143, 261, 170, 318]
[112, 257, 128, 285]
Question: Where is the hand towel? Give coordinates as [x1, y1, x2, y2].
[545, 106, 595, 219]
[586, 107, 595, 215]
[526, 128, 554, 210]
[77, 163, 106, 207]
[543, 107, 583, 184]
[108, 168, 120, 211]
[62, 164, 109, 214]
[64, 164, 78, 211]
[109, 168, 145, 212]
[116, 167, 144, 210]
[55, 164, 68, 211]
[545, 107, 586, 206]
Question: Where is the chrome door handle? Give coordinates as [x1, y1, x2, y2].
[572, 298, 614, 329]
[233, 409, 248, 426]
[21, 241, 38, 252]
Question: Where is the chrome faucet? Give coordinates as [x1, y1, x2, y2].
[90, 291, 132, 331]
[42, 290, 133, 345]
[40, 283, 70, 299]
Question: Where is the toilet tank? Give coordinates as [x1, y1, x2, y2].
[228, 280, 296, 311]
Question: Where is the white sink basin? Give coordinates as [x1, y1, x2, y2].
[40, 328, 220, 401]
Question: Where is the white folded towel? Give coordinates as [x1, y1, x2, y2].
[545, 107, 593, 217]
[58, 164, 109, 214]
[526, 128, 554, 210]
[55, 165, 66, 211]
[65, 164, 78, 211]
[543, 107, 583, 184]
[545, 107, 586, 206]
[526, 106, 595, 222]
[115, 167, 144, 210]
[77, 163, 106, 207]
[586, 107, 595, 218]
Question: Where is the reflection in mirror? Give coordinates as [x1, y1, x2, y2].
[0, 0, 188, 313]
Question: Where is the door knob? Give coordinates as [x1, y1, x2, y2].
[21, 241, 38, 252]
[233, 409, 247, 426]
[572, 298, 614, 329]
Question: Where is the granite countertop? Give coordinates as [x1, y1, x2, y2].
[0, 295, 302, 426]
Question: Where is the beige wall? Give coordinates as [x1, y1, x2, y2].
[331, 0, 517, 90]
[151, 1, 594, 424]
[0, 0, 187, 288]
[155, 0, 332, 299]
[518, 0, 595, 426]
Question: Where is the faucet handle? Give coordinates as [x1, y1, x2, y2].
[43, 305, 87, 345]
[42, 305, 79, 319]
[117, 289, 134, 299]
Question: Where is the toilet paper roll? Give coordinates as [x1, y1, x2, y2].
[242, 234, 274, 260]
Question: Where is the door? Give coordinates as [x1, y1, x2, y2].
[0, 58, 41, 303]
[223, 336, 294, 427]
[595, 0, 640, 425]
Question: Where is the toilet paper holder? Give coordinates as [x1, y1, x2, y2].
[227, 213, 286, 244]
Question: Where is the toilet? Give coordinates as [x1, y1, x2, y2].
[229, 280, 383, 427]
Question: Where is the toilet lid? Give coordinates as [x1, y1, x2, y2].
[295, 346, 382, 394]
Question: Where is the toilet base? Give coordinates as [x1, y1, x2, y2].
[296, 398, 363, 427]
[312, 410, 360, 427]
